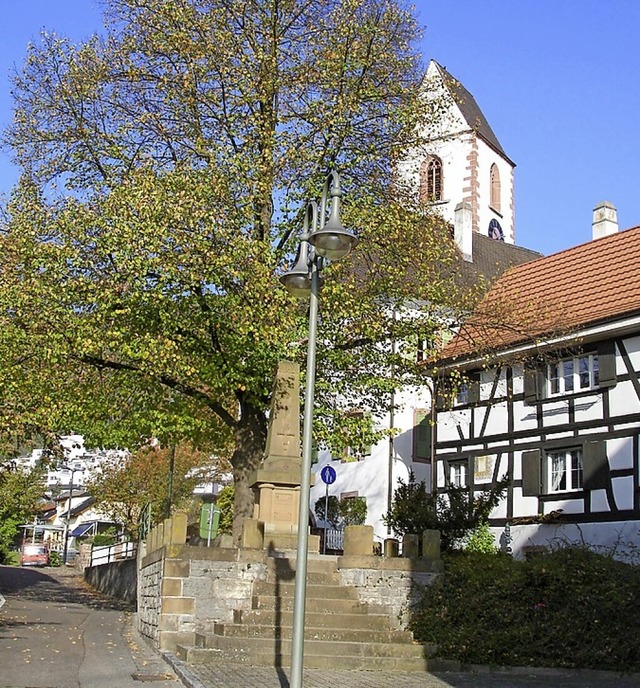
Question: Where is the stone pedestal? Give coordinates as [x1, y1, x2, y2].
[247, 361, 318, 553]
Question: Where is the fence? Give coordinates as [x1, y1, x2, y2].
[90, 540, 138, 567]
[324, 528, 344, 552]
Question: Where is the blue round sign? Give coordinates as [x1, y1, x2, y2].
[320, 465, 337, 485]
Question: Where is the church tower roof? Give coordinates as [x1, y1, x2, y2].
[431, 61, 514, 166]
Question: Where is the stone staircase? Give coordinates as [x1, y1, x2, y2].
[175, 554, 438, 671]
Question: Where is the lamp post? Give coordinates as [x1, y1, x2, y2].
[61, 466, 83, 565]
[280, 171, 358, 688]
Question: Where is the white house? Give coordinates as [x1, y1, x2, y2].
[433, 205, 640, 556]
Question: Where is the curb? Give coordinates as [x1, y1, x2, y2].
[161, 651, 210, 688]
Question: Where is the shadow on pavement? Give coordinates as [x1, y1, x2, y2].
[0, 564, 134, 612]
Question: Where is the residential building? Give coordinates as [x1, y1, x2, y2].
[433, 204, 640, 556]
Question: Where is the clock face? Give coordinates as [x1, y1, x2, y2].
[488, 218, 504, 241]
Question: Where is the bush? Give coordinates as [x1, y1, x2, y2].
[216, 485, 234, 535]
[383, 472, 507, 552]
[314, 495, 367, 529]
[410, 547, 640, 671]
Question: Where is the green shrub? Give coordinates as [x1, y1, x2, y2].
[464, 522, 499, 554]
[383, 472, 507, 552]
[410, 547, 640, 671]
[49, 550, 62, 567]
[216, 485, 234, 535]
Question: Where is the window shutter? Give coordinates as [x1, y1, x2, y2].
[524, 365, 545, 404]
[597, 341, 617, 388]
[582, 441, 609, 490]
[467, 372, 480, 404]
[521, 449, 542, 496]
[413, 410, 432, 461]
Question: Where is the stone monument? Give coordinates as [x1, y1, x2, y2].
[245, 360, 318, 552]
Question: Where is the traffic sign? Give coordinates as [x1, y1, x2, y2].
[320, 465, 337, 485]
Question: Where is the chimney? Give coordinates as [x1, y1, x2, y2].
[454, 201, 473, 261]
[592, 201, 618, 240]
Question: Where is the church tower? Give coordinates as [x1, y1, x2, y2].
[401, 60, 515, 244]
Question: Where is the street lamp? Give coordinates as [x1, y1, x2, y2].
[60, 466, 83, 565]
[280, 170, 358, 688]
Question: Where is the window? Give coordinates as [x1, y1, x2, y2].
[548, 354, 599, 396]
[448, 460, 468, 487]
[455, 372, 480, 406]
[547, 449, 583, 492]
[490, 163, 501, 212]
[522, 442, 607, 496]
[413, 409, 432, 462]
[420, 156, 443, 202]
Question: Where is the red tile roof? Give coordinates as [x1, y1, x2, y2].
[441, 226, 640, 361]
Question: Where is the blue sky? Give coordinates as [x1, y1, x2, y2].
[1, 1, 638, 256]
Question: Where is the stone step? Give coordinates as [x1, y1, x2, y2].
[237, 607, 393, 630]
[265, 555, 339, 577]
[264, 570, 342, 586]
[207, 623, 415, 644]
[251, 593, 376, 614]
[253, 581, 357, 600]
[176, 644, 434, 672]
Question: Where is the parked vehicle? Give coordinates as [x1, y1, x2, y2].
[19, 543, 50, 567]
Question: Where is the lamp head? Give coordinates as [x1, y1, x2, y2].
[280, 240, 324, 298]
[309, 170, 358, 260]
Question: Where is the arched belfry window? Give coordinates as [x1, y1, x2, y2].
[490, 163, 501, 212]
[420, 156, 443, 202]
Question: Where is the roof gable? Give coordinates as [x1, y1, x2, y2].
[431, 61, 513, 165]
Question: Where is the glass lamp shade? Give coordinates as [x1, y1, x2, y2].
[280, 240, 325, 297]
[308, 223, 358, 260]
[280, 269, 312, 298]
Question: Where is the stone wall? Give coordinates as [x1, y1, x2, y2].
[137, 514, 443, 652]
[83, 558, 137, 606]
[338, 556, 442, 629]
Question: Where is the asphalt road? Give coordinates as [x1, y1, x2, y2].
[0, 564, 183, 688]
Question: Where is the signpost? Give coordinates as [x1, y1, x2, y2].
[320, 465, 336, 554]
[199, 503, 220, 546]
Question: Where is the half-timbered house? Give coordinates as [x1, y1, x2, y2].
[434, 207, 640, 556]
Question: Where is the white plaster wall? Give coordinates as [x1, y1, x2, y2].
[621, 336, 640, 370]
[609, 379, 640, 417]
[310, 385, 433, 545]
[495, 521, 640, 560]
[607, 437, 633, 470]
[475, 138, 514, 242]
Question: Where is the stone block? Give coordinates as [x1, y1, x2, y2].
[343, 525, 374, 556]
[384, 538, 399, 558]
[241, 518, 265, 549]
[164, 559, 190, 578]
[422, 530, 441, 560]
[169, 511, 188, 544]
[162, 596, 195, 614]
[162, 578, 183, 597]
[402, 534, 419, 559]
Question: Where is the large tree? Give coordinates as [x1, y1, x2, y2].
[0, 0, 475, 540]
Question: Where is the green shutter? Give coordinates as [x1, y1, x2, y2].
[582, 441, 609, 490]
[524, 364, 545, 404]
[521, 449, 542, 496]
[414, 410, 432, 461]
[467, 372, 480, 404]
[597, 341, 617, 388]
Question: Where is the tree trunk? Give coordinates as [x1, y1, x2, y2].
[230, 400, 267, 545]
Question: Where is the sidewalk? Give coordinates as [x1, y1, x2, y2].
[151, 635, 640, 688]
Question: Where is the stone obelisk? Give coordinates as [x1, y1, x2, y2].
[245, 360, 318, 552]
